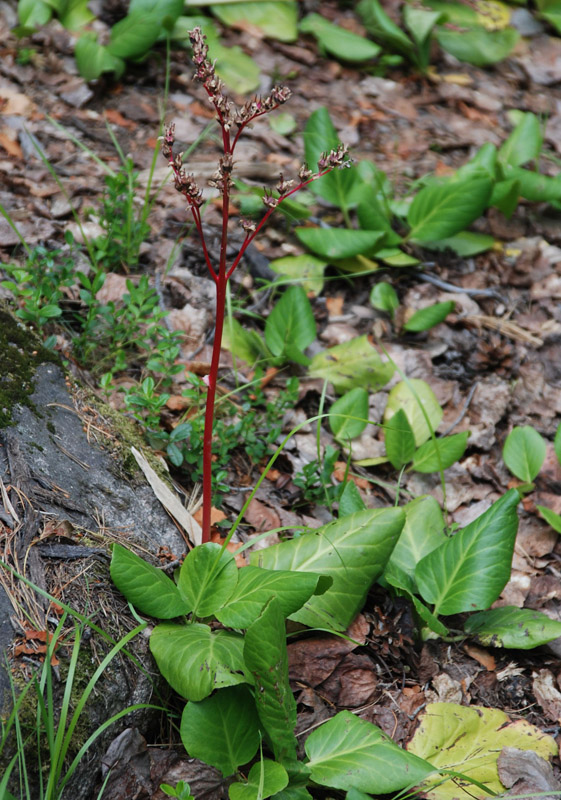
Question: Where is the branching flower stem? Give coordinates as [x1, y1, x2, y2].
[162, 27, 350, 544]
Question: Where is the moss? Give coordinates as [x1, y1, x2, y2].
[47, 421, 56, 434]
[0, 306, 60, 429]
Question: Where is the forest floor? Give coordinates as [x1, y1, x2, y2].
[3, 0, 561, 797]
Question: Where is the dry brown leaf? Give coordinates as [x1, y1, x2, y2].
[104, 109, 137, 130]
[243, 498, 280, 532]
[532, 669, 561, 722]
[0, 131, 22, 158]
[464, 643, 496, 671]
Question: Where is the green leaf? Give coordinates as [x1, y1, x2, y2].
[537, 505, 561, 534]
[329, 388, 369, 441]
[177, 543, 238, 617]
[244, 599, 297, 764]
[58, 0, 95, 30]
[407, 171, 493, 242]
[303, 108, 361, 209]
[216, 567, 329, 629]
[407, 702, 556, 800]
[503, 425, 546, 482]
[384, 408, 416, 470]
[300, 14, 380, 62]
[465, 606, 561, 649]
[540, 2, 561, 34]
[150, 622, 252, 701]
[370, 282, 399, 315]
[269, 112, 297, 136]
[223, 317, 269, 366]
[403, 301, 455, 332]
[403, 5, 442, 69]
[108, 10, 162, 59]
[436, 27, 519, 67]
[269, 255, 327, 296]
[265, 286, 316, 362]
[421, 231, 495, 256]
[306, 711, 435, 793]
[356, 0, 414, 56]
[210, 1, 298, 41]
[499, 112, 543, 168]
[338, 481, 366, 517]
[129, 0, 183, 30]
[295, 228, 383, 260]
[384, 495, 447, 588]
[309, 336, 394, 394]
[250, 508, 405, 631]
[17, 0, 52, 28]
[502, 166, 561, 202]
[110, 544, 191, 618]
[180, 686, 260, 777]
[213, 42, 261, 93]
[412, 432, 469, 473]
[230, 760, 289, 800]
[415, 489, 520, 616]
[75, 32, 125, 80]
[489, 178, 520, 218]
[555, 422, 561, 465]
[384, 379, 443, 448]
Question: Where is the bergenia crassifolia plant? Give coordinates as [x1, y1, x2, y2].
[163, 27, 350, 544]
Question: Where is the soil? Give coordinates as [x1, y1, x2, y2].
[2, 0, 561, 797]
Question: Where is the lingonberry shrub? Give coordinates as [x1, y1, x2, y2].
[163, 27, 350, 543]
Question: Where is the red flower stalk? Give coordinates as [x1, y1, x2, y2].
[163, 27, 350, 544]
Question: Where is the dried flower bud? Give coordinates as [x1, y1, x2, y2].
[262, 191, 278, 209]
[298, 164, 313, 182]
[317, 144, 349, 171]
[276, 174, 294, 196]
[240, 219, 257, 233]
[270, 85, 292, 105]
[160, 123, 175, 160]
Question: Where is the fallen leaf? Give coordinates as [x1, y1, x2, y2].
[533, 669, 561, 722]
[498, 746, 561, 800]
[464, 643, 496, 671]
[243, 498, 280, 532]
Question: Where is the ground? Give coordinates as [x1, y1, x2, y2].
[2, 0, 561, 797]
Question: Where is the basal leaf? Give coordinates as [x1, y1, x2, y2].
[244, 599, 297, 764]
[408, 703, 556, 800]
[370, 282, 399, 315]
[216, 567, 330, 629]
[329, 387, 369, 441]
[403, 301, 455, 332]
[384, 379, 443, 448]
[503, 425, 546, 482]
[75, 33, 125, 80]
[415, 489, 519, 616]
[129, 0, 183, 30]
[180, 686, 260, 777]
[108, 10, 161, 59]
[178, 542, 238, 617]
[17, 0, 52, 28]
[338, 480, 366, 517]
[303, 108, 361, 209]
[464, 606, 561, 649]
[300, 14, 381, 62]
[436, 26, 519, 66]
[384, 408, 416, 469]
[306, 711, 435, 793]
[555, 421, 561, 465]
[538, 504, 561, 534]
[150, 622, 252, 701]
[230, 760, 289, 800]
[499, 112, 543, 168]
[210, 1, 298, 42]
[250, 508, 405, 630]
[110, 544, 191, 618]
[407, 171, 493, 242]
[269, 255, 327, 296]
[265, 285, 316, 360]
[384, 495, 446, 587]
[502, 166, 561, 202]
[412, 431, 469, 473]
[356, 0, 414, 55]
[223, 317, 269, 366]
[295, 227, 383, 259]
[309, 336, 394, 394]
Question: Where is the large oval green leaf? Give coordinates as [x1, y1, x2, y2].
[210, 1, 298, 41]
[180, 686, 260, 777]
[384, 379, 443, 448]
[384, 495, 446, 589]
[300, 14, 381, 62]
[250, 508, 405, 630]
[306, 711, 435, 793]
[407, 171, 493, 242]
[177, 542, 238, 617]
[415, 489, 519, 616]
[502, 425, 546, 483]
[150, 622, 252, 701]
[436, 27, 519, 67]
[108, 11, 161, 59]
[464, 606, 561, 649]
[264, 285, 316, 361]
[296, 228, 383, 259]
[309, 336, 394, 394]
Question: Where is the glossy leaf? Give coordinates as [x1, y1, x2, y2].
[384, 495, 446, 587]
[357, 0, 414, 56]
[265, 286, 316, 362]
[251, 508, 405, 630]
[75, 33, 125, 80]
[306, 711, 435, 793]
[244, 599, 297, 764]
[108, 11, 161, 59]
[110, 544, 191, 618]
[554, 421, 561, 465]
[216, 567, 330, 629]
[309, 336, 394, 394]
[329, 387, 369, 441]
[408, 703, 556, 800]
[502, 166, 561, 202]
[210, 1, 298, 42]
[384, 379, 443, 448]
[338, 480, 366, 517]
[503, 425, 546, 482]
[412, 431, 469, 473]
[300, 14, 381, 62]
[370, 282, 399, 315]
[415, 489, 519, 616]
[303, 108, 361, 209]
[150, 622, 252, 701]
[436, 27, 519, 66]
[230, 760, 289, 800]
[384, 408, 416, 469]
[59, 0, 95, 30]
[177, 542, 238, 617]
[537, 505, 561, 534]
[17, 0, 52, 28]
[408, 171, 493, 242]
[499, 112, 543, 167]
[180, 686, 260, 777]
[223, 318, 268, 366]
[465, 606, 561, 649]
[403, 301, 455, 332]
[129, 0, 183, 29]
[269, 255, 327, 296]
[295, 227, 383, 260]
